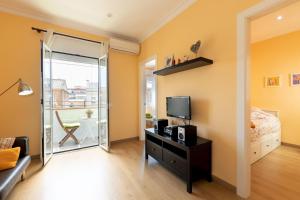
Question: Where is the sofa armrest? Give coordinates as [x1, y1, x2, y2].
[12, 137, 29, 158]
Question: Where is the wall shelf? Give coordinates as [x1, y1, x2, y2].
[153, 57, 213, 76]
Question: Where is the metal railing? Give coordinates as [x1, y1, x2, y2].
[43, 100, 107, 110]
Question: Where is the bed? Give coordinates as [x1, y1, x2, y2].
[250, 107, 281, 164]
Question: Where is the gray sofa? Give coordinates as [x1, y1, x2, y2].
[0, 137, 31, 200]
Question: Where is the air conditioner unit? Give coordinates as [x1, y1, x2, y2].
[109, 38, 140, 55]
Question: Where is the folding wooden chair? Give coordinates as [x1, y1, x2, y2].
[55, 111, 80, 147]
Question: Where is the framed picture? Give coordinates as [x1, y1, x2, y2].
[265, 75, 281, 87]
[290, 73, 300, 86]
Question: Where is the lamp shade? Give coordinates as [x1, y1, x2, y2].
[18, 80, 33, 96]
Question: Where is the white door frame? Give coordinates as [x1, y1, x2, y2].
[236, 0, 296, 198]
[139, 55, 157, 141]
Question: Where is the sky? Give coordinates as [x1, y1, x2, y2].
[52, 59, 107, 88]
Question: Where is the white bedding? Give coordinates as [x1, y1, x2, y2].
[250, 107, 281, 142]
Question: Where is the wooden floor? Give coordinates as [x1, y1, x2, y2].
[250, 145, 300, 200]
[8, 142, 299, 200]
[8, 141, 240, 200]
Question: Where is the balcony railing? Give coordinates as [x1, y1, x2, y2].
[47, 101, 107, 152]
[53, 100, 105, 109]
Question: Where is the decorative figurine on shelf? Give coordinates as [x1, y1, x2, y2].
[165, 56, 172, 67]
[183, 55, 189, 62]
[177, 58, 181, 64]
[190, 40, 201, 58]
[172, 55, 176, 66]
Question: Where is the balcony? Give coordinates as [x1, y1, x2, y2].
[51, 102, 107, 153]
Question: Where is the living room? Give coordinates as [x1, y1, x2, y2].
[1, 1, 300, 200]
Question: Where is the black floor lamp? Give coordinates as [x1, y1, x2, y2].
[0, 79, 33, 97]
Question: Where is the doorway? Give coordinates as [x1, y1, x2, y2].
[236, 0, 296, 198]
[41, 40, 109, 165]
[140, 57, 157, 140]
[51, 52, 100, 153]
[249, 1, 300, 199]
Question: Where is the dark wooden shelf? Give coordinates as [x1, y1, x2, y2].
[153, 57, 213, 76]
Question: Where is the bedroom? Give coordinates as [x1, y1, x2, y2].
[249, 1, 300, 198]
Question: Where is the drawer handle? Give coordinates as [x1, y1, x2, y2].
[170, 160, 176, 164]
[266, 145, 270, 147]
[254, 152, 256, 154]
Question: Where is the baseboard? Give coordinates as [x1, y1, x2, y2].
[212, 175, 236, 192]
[31, 154, 40, 160]
[110, 136, 139, 145]
[282, 142, 300, 149]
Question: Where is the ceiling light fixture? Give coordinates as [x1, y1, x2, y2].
[276, 15, 283, 20]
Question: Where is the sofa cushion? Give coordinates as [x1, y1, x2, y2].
[0, 138, 15, 149]
[12, 137, 29, 158]
[0, 147, 20, 171]
[0, 156, 31, 200]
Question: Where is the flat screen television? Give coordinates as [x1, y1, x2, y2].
[166, 96, 191, 120]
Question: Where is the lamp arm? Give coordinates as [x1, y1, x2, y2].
[0, 79, 21, 97]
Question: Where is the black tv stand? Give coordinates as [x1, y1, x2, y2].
[145, 128, 212, 193]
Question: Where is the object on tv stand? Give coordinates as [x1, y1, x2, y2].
[153, 119, 168, 133]
[178, 125, 197, 145]
[166, 96, 191, 120]
[164, 125, 179, 138]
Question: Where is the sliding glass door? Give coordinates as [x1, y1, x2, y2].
[41, 43, 53, 165]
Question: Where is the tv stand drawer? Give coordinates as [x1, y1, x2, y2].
[163, 149, 187, 177]
[146, 141, 162, 161]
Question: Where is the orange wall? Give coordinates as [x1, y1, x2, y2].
[109, 49, 138, 141]
[0, 11, 139, 155]
[139, 0, 260, 185]
[251, 30, 300, 146]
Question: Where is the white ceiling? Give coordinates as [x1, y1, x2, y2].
[251, 1, 300, 43]
[0, 0, 196, 42]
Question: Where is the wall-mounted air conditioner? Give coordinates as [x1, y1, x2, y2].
[109, 38, 140, 55]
